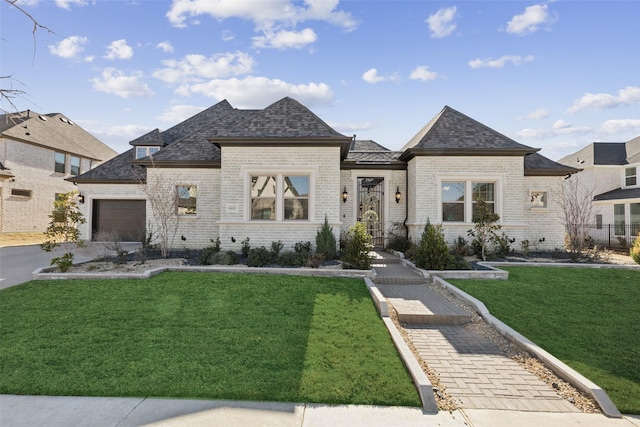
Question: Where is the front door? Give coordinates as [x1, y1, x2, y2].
[357, 177, 384, 247]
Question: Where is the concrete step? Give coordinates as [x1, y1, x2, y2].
[369, 250, 403, 264]
[373, 263, 425, 285]
[377, 284, 472, 325]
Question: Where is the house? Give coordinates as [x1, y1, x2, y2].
[70, 97, 576, 252]
[0, 110, 117, 233]
[558, 137, 640, 246]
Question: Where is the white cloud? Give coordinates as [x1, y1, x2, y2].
[426, 6, 457, 38]
[362, 68, 397, 84]
[521, 108, 550, 120]
[177, 76, 333, 109]
[156, 41, 174, 53]
[166, 0, 356, 31]
[553, 119, 571, 129]
[506, 4, 557, 35]
[47, 36, 88, 59]
[516, 121, 590, 139]
[409, 65, 438, 81]
[90, 68, 154, 98]
[253, 28, 317, 49]
[600, 119, 640, 134]
[157, 105, 205, 123]
[55, 0, 87, 9]
[153, 52, 255, 84]
[568, 86, 640, 113]
[468, 54, 534, 69]
[330, 121, 374, 134]
[105, 39, 134, 60]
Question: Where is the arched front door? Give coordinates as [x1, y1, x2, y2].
[357, 177, 384, 247]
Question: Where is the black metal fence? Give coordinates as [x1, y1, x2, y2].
[585, 224, 640, 250]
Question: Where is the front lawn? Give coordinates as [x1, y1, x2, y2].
[449, 267, 640, 414]
[0, 272, 420, 407]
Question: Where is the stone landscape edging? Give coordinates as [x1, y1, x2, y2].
[432, 275, 623, 418]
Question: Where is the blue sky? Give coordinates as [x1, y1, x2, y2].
[1, 0, 639, 160]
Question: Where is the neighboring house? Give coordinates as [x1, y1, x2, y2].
[0, 110, 117, 233]
[70, 97, 576, 251]
[558, 137, 640, 246]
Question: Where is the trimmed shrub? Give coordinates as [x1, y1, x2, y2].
[316, 216, 337, 260]
[386, 222, 412, 252]
[277, 251, 307, 267]
[199, 237, 221, 265]
[241, 237, 251, 258]
[341, 222, 372, 270]
[247, 246, 271, 267]
[415, 221, 454, 271]
[270, 240, 284, 258]
[294, 241, 312, 254]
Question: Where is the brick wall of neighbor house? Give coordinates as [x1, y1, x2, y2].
[145, 168, 221, 248]
[523, 176, 566, 251]
[407, 156, 526, 244]
[218, 145, 342, 251]
[0, 140, 79, 232]
[75, 183, 146, 240]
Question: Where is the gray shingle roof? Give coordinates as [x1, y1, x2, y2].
[524, 153, 580, 176]
[70, 148, 144, 183]
[400, 106, 537, 159]
[344, 140, 402, 166]
[593, 142, 627, 165]
[0, 111, 116, 161]
[212, 97, 347, 139]
[594, 187, 640, 201]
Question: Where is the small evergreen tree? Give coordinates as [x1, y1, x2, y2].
[341, 222, 372, 270]
[415, 220, 453, 270]
[316, 215, 337, 260]
[40, 191, 86, 272]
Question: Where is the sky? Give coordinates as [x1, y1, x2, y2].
[1, 0, 639, 161]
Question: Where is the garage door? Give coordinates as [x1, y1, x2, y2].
[92, 199, 146, 241]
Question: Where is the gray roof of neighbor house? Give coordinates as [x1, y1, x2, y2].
[558, 138, 640, 167]
[399, 106, 538, 160]
[0, 111, 117, 161]
[594, 187, 640, 201]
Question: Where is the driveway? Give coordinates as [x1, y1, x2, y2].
[0, 243, 139, 290]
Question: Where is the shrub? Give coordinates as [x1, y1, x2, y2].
[212, 250, 238, 265]
[631, 232, 640, 264]
[200, 237, 222, 265]
[415, 221, 453, 270]
[307, 253, 326, 268]
[452, 236, 470, 256]
[51, 252, 74, 272]
[520, 240, 530, 258]
[467, 199, 502, 261]
[386, 222, 412, 252]
[270, 240, 284, 258]
[294, 241, 312, 254]
[315, 216, 337, 260]
[494, 233, 513, 258]
[247, 246, 271, 267]
[241, 237, 251, 258]
[277, 251, 307, 267]
[135, 223, 156, 264]
[341, 222, 372, 270]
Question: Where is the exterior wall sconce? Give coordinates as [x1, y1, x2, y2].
[395, 186, 401, 204]
[342, 187, 348, 203]
[78, 193, 85, 204]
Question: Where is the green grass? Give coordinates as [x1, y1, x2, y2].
[449, 267, 640, 414]
[0, 272, 420, 407]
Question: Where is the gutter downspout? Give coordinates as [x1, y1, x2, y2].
[403, 165, 409, 241]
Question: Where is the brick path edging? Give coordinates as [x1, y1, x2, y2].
[433, 276, 623, 418]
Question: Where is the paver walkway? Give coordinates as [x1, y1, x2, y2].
[371, 250, 580, 413]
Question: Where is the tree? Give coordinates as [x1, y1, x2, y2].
[315, 215, 337, 260]
[468, 199, 502, 261]
[137, 166, 181, 258]
[560, 177, 595, 261]
[415, 220, 453, 270]
[40, 191, 86, 272]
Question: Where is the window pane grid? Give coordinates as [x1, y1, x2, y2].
[251, 176, 276, 220]
[283, 176, 309, 220]
[177, 185, 197, 215]
[54, 152, 65, 173]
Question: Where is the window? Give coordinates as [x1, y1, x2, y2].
[614, 204, 625, 235]
[70, 155, 80, 176]
[596, 214, 603, 230]
[441, 180, 497, 222]
[472, 182, 495, 218]
[251, 176, 276, 220]
[136, 146, 160, 159]
[54, 152, 65, 173]
[283, 176, 309, 220]
[176, 185, 197, 215]
[631, 203, 640, 236]
[530, 191, 548, 209]
[11, 189, 32, 198]
[442, 181, 465, 222]
[625, 167, 637, 187]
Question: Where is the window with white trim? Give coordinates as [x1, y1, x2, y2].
[54, 152, 66, 173]
[176, 185, 197, 215]
[625, 166, 637, 187]
[441, 180, 497, 223]
[136, 146, 160, 160]
[614, 204, 625, 235]
[70, 155, 80, 176]
[250, 174, 310, 221]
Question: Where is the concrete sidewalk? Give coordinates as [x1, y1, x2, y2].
[1, 395, 638, 427]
